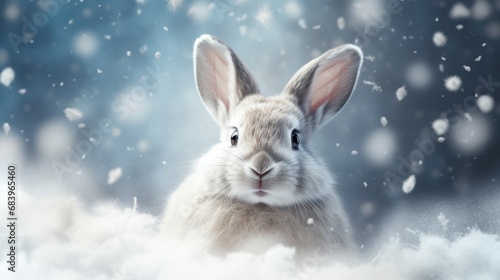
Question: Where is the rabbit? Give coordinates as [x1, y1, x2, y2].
[162, 34, 363, 261]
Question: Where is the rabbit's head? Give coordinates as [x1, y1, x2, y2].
[194, 35, 363, 207]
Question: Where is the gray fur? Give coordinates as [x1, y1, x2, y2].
[162, 35, 363, 260]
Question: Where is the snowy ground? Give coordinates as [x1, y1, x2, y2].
[0, 178, 499, 280]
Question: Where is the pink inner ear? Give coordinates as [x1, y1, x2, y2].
[209, 48, 231, 109]
[309, 58, 348, 113]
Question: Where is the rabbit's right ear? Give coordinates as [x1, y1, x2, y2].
[194, 34, 259, 125]
[283, 45, 363, 132]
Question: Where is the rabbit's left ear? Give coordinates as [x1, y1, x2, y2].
[283, 44, 363, 131]
[194, 34, 259, 125]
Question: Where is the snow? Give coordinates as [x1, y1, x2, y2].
[312, 25, 321, 30]
[471, 0, 491, 20]
[155, 51, 162, 59]
[477, 95, 495, 113]
[0, 177, 499, 280]
[284, 1, 302, 19]
[351, 150, 358, 156]
[475, 55, 482, 61]
[395, 86, 407, 101]
[107, 167, 123, 185]
[363, 182, 368, 187]
[163, 26, 169, 32]
[35, 120, 74, 158]
[297, 19, 307, 29]
[255, 5, 273, 26]
[462, 65, 471, 72]
[363, 80, 382, 92]
[449, 2, 470, 19]
[364, 128, 396, 166]
[64, 107, 84, 121]
[307, 218, 314, 225]
[127, 51, 131, 56]
[432, 118, 449, 136]
[240, 26, 247, 36]
[380, 117, 388, 127]
[438, 137, 446, 143]
[168, 0, 183, 11]
[432, 31, 447, 47]
[406, 63, 431, 89]
[188, 3, 211, 22]
[3, 122, 10, 135]
[450, 114, 491, 154]
[337, 16, 345, 30]
[456, 24, 464, 30]
[444, 75, 462, 92]
[402, 175, 416, 194]
[0, 67, 15, 87]
[73, 32, 99, 58]
[437, 212, 449, 229]
[365, 55, 375, 62]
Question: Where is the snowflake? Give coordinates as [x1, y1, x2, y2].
[444, 76, 462, 92]
[363, 80, 382, 92]
[255, 5, 272, 26]
[168, 0, 183, 12]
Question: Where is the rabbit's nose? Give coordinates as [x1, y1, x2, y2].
[251, 168, 272, 178]
[248, 151, 274, 176]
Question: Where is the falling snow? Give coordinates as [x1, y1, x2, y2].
[63, 108, 83, 121]
[402, 175, 416, 194]
[3, 123, 10, 135]
[463, 65, 471, 72]
[477, 95, 495, 113]
[395, 86, 407, 101]
[298, 19, 307, 29]
[444, 76, 462, 92]
[337, 16, 345, 30]
[107, 167, 123, 185]
[0, 67, 15, 87]
[255, 5, 273, 26]
[363, 80, 382, 92]
[168, 0, 183, 12]
[449, 2, 471, 19]
[380, 117, 388, 127]
[365, 55, 375, 62]
[432, 31, 447, 47]
[432, 118, 449, 135]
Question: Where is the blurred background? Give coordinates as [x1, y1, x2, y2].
[0, 0, 499, 246]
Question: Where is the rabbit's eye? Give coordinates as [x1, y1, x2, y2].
[230, 129, 239, 146]
[291, 129, 300, 150]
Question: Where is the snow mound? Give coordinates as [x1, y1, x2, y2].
[1, 191, 499, 280]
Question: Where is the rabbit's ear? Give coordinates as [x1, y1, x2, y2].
[194, 34, 259, 125]
[283, 44, 363, 131]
